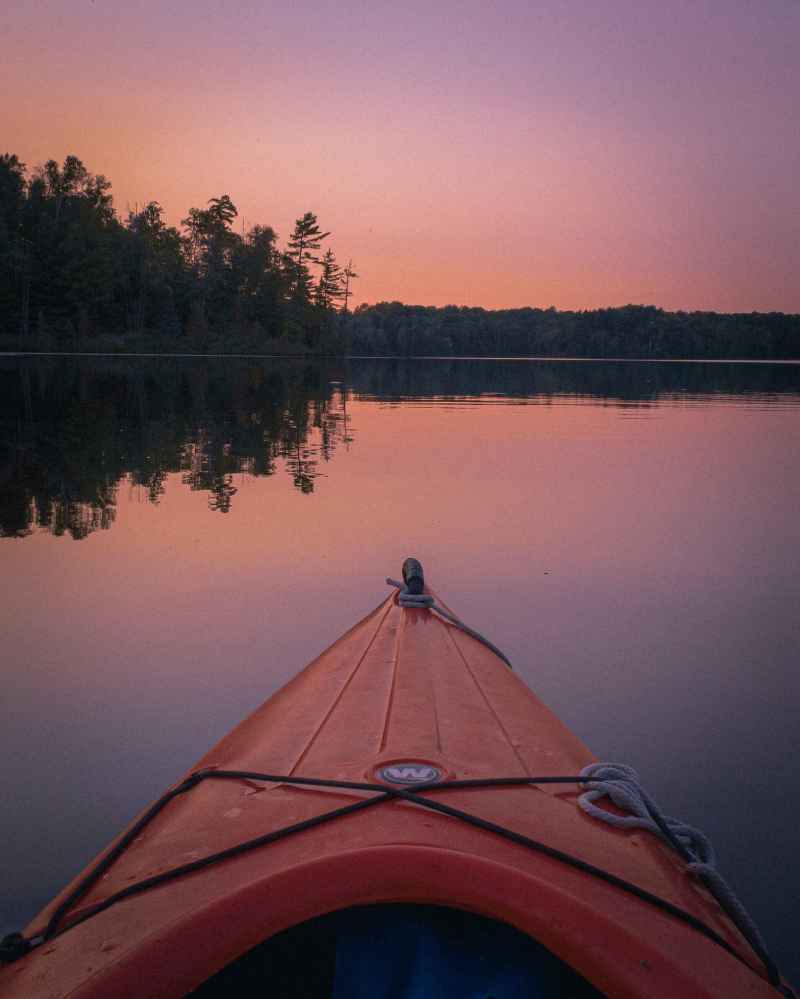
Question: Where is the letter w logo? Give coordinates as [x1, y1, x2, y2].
[380, 764, 441, 785]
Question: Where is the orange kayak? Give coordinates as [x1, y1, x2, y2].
[0, 561, 793, 998]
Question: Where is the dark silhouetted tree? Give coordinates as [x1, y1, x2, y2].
[342, 259, 358, 314]
[315, 249, 344, 310]
[285, 212, 330, 304]
[0, 154, 28, 334]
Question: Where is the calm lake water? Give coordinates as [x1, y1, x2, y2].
[2, 354, 799, 983]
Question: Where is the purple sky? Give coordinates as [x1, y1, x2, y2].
[2, 0, 798, 310]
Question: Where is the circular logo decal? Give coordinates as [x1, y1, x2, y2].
[378, 763, 442, 785]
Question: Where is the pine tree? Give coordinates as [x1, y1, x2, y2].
[315, 249, 344, 310]
[181, 195, 241, 331]
[285, 212, 330, 303]
[0, 154, 27, 334]
[126, 202, 185, 336]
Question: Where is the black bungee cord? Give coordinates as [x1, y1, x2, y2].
[1, 769, 794, 997]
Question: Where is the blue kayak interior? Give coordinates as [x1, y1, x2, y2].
[189, 903, 605, 998]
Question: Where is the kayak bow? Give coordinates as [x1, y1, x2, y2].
[0, 560, 792, 998]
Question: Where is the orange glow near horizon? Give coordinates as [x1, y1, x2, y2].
[2, 0, 799, 312]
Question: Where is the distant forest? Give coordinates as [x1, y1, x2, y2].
[349, 302, 799, 359]
[1, 152, 799, 359]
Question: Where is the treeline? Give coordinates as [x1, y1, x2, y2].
[2, 153, 798, 359]
[0, 153, 357, 350]
[349, 302, 800, 359]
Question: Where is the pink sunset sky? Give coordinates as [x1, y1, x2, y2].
[2, 0, 798, 312]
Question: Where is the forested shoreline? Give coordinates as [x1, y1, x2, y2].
[0, 153, 357, 353]
[2, 152, 798, 359]
[349, 302, 799, 359]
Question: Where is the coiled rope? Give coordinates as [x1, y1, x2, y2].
[579, 762, 776, 982]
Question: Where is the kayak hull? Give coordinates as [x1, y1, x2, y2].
[0, 590, 781, 998]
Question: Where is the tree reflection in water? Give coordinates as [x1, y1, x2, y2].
[2, 355, 798, 540]
[0, 357, 350, 539]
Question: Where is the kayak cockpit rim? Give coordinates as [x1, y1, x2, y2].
[33, 844, 777, 999]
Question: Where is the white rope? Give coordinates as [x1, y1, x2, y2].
[579, 762, 768, 954]
[385, 578, 512, 667]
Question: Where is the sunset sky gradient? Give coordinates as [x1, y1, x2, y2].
[2, 0, 798, 311]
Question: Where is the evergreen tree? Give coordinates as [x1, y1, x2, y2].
[315, 248, 344, 310]
[181, 195, 238, 274]
[235, 225, 284, 338]
[181, 194, 241, 329]
[0, 154, 27, 334]
[125, 202, 185, 335]
[24, 155, 124, 335]
[285, 212, 330, 303]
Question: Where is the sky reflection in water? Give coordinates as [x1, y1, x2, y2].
[1, 356, 799, 981]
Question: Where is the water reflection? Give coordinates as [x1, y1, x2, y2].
[2, 354, 799, 982]
[0, 357, 352, 539]
[348, 356, 800, 404]
[1, 355, 798, 540]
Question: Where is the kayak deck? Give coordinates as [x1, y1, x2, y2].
[0, 584, 785, 998]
